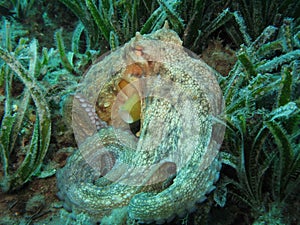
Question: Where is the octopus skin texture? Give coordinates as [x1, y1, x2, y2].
[56, 23, 225, 224]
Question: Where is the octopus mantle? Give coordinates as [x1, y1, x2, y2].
[56, 24, 225, 224]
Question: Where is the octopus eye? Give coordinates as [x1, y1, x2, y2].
[129, 120, 141, 137]
[118, 93, 141, 124]
[115, 78, 142, 136]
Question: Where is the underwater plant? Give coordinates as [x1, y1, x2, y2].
[0, 19, 51, 192]
[58, 0, 235, 52]
[58, 0, 186, 50]
[54, 28, 101, 76]
[0, 0, 36, 20]
[59, 0, 300, 54]
[55, 29, 76, 74]
[230, 0, 300, 41]
[182, 0, 300, 51]
[218, 17, 300, 224]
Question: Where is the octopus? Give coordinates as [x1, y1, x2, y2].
[56, 22, 225, 224]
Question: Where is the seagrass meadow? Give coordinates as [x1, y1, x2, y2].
[0, 0, 299, 224]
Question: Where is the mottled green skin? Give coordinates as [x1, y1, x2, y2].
[56, 25, 224, 224]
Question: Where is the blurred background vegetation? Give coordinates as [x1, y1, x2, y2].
[0, 0, 299, 224]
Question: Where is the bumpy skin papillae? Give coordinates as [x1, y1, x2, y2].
[56, 24, 224, 224]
